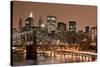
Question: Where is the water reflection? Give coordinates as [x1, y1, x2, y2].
[13, 53, 96, 66]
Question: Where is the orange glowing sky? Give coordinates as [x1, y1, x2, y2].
[12, 1, 97, 31]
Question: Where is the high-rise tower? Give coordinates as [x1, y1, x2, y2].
[19, 18, 23, 32]
[38, 16, 46, 31]
[69, 21, 76, 32]
[47, 16, 57, 33]
[58, 22, 66, 32]
[25, 12, 34, 28]
[91, 27, 97, 41]
[38, 16, 44, 27]
[85, 26, 90, 33]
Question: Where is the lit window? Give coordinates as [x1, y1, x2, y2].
[41, 24, 45, 27]
[51, 17, 56, 20]
[47, 17, 50, 20]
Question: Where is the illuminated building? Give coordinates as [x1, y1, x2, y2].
[85, 26, 90, 33]
[57, 22, 67, 43]
[47, 16, 57, 33]
[69, 21, 76, 32]
[19, 18, 23, 32]
[38, 16, 46, 30]
[38, 16, 43, 27]
[67, 21, 77, 44]
[91, 27, 97, 41]
[58, 22, 66, 32]
[24, 12, 34, 31]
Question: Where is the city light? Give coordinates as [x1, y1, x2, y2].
[12, 5, 97, 66]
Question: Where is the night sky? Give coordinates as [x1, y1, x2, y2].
[12, 1, 97, 31]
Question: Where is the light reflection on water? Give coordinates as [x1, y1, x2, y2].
[13, 53, 94, 66]
[37, 54, 93, 65]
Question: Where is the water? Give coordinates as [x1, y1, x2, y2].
[13, 53, 94, 66]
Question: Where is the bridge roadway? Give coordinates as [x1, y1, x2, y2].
[37, 44, 97, 55]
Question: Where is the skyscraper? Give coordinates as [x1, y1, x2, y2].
[91, 27, 97, 41]
[85, 26, 90, 33]
[38, 16, 44, 27]
[47, 16, 57, 33]
[25, 12, 34, 29]
[69, 21, 76, 32]
[19, 18, 23, 32]
[57, 22, 67, 43]
[58, 22, 66, 32]
[38, 16, 46, 30]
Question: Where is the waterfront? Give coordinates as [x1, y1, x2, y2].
[13, 46, 97, 66]
[11, 1, 97, 66]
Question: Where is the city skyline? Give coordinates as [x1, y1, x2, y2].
[11, 1, 97, 66]
[12, 1, 97, 31]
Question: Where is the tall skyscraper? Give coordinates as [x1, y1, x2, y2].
[58, 22, 66, 32]
[38, 16, 43, 27]
[69, 21, 76, 32]
[57, 22, 67, 43]
[25, 12, 34, 29]
[91, 27, 97, 41]
[38, 16, 45, 29]
[68, 21, 77, 44]
[85, 26, 90, 33]
[19, 18, 23, 32]
[47, 16, 57, 33]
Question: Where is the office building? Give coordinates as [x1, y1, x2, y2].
[91, 27, 97, 41]
[58, 22, 66, 32]
[47, 16, 57, 33]
[69, 21, 76, 32]
[85, 26, 90, 33]
[19, 18, 23, 32]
